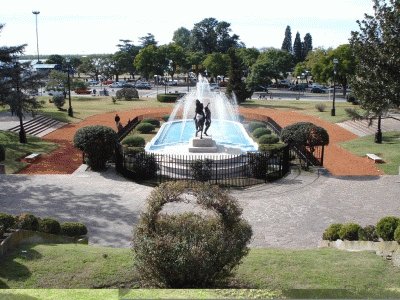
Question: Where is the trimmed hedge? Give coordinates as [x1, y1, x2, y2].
[281, 122, 329, 146]
[248, 121, 266, 132]
[258, 143, 287, 153]
[252, 127, 271, 138]
[376, 216, 400, 241]
[61, 222, 88, 237]
[142, 118, 161, 127]
[122, 135, 146, 147]
[38, 218, 61, 234]
[52, 94, 65, 110]
[115, 88, 139, 100]
[136, 123, 155, 134]
[16, 213, 39, 231]
[162, 115, 170, 122]
[322, 223, 342, 241]
[338, 223, 361, 241]
[157, 94, 182, 102]
[358, 225, 379, 242]
[258, 134, 280, 145]
[0, 213, 15, 230]
[394, 226, 400, 244]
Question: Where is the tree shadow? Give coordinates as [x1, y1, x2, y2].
[0, 293, 38, 300]
[241, 103, 305, 111]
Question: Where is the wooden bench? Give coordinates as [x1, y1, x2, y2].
[366, 153, 384, 163]
[25, 153, 41, 163]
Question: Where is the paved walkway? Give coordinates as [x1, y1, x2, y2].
[1, 167, 399, 249]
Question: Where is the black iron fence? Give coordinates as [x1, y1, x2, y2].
[115, 145, 290, 187]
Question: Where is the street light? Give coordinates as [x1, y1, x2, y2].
[32, 11, 40, 63]
[66, 58, 73, 117]
[331, 58, 339, 116]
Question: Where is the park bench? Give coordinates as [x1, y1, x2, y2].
[25, 153, 41, 163]
[366, 153, 384, 163]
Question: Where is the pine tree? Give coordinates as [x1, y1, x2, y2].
[226, 48, 252, 104]
[293, 32, 303, 63]
[281, 25, 293, 53]
[302, 33, 313, 59]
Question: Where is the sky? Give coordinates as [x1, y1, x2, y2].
[0, 0, 374, 56]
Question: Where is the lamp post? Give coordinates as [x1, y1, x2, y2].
[66, 58, 73, 117]
[331, 58, 339, 116]
[32, 11, 40, 63]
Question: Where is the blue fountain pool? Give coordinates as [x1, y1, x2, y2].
[145, 119, 258, 153]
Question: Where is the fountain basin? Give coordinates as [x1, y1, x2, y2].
[145, 119, 258, 154]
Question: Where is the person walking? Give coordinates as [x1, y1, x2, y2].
[115, 114, 121, 128]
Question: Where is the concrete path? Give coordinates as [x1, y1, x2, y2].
[1, 167, 399, 249]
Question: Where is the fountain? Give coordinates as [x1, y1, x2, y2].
[145, 76, 258, 155]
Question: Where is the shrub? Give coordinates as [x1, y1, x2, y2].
[136, 123, 155, 134]
[116, 88, 139, 100]
[190, 159, 213, 182]
[258, 134, 280, 144]
[122, 135, 146, 148]
[124, 147, 145, 156]
[0, 144, 5, 161]
[125, 152, 158, 180]
[248, 121, 266, 132]
[61, 222, 88, 237]
[52, 94, 65, 110]
[338, 223, 361, 241]
[315, 103, 327, 112]
[132, 182, 252, 288]
[376, 216, 400, 241]
[358, 225, 379, 242]
[252, 127, 271, 138]
[248, 152, 269, 179]
[162, 115, 170, 122]
[394, 226, 400, 244]
[0, 213, 15, 230]
[38, 218, 61, 234]
[142, 118, 161, 127]
[281, 122, 329, 147]
[15, 213, 39, 231]
[73, 125, 118, 171]
[322, 223, 342, 241]
[0, 225, 4, 238]
[157, 94, 181, 102]
[258, 143, 287, 153]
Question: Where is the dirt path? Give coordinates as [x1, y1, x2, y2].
[18, 106, 382, 176]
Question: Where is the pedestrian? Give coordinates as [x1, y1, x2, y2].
[115, 114, 121, 129]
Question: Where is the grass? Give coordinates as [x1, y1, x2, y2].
[37, 96, 174, 123]
[242, 99, 364, 123]
[1, 244, 400, 299]
[0, 131, 58, 174]
[340, 131, 400, 174]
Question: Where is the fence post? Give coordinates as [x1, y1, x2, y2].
[320, 146, 325, 166]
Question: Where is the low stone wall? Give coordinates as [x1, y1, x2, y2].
[319, 239, 400, 267]
[0, 229, 88, 257]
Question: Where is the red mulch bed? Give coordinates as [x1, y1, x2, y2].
[18, 106, 383, 176]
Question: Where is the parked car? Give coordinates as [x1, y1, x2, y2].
[102, 79, 113, 85]
[310, 87, 326, 93]
[135, 82, 152, 89]
[87, 80, 98, 85]
[75, 88, 92, 94]
[120, 83, 135, 88]
[209, 83, 220, 91]
[109, 82, 123, 88]
[289, 85, 305, 91]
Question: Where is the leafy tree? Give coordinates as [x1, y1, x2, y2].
[302, 33, 313, 59]
[77, 55, 104, 81]
[139, 33, 157, 48]
[237, 47, 260, 78]
[226, 48, 252, 103]
[190, 18, 241, 54]
[281, 25, 293, 53]
[293, 32, 303, 63]
[186, 51, 205, 76]
[162, 43, 187, 80]
[134, 45, 167, 80]
[46, 70, 67, 94]
[246, 48, 293, 90]
[45, 54, 64, 66]
[115, 40, 140, 78]
[349, 0, 400, 143]
[172, 27, 191, 50]
[202, 52, 229, 82]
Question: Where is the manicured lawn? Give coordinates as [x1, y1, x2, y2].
[242, 99, 364, 123]
[37, 96, 174, 123]
[340, 131, 400, 175]
[1, 244, 400, 298]
[0, 131, 58, 174]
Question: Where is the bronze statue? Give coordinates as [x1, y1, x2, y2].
[194, 99, 205, 138]
[204, 103, 211, 136]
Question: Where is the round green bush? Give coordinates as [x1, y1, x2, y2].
[73, 125, 118, 171]
[0, 144, 5, 161]
[248, 121, 266, 132]
[258, 143, 287, 153]
[136, 123, 155, 134]
[122, 135, 146, 147]
[322, 223, 342, 241]
[252, 127, 271, 138]
[162, 115, 170, 122]
[281, 122, 329, 146]
[338, 223, 361, 241]
[52, 94, 65, 110]
[376, 216, 400, 241]
[61, 222, 88, 237]
[38, 218, 61, 234]
[124, 147, 145, 156]
[394, 226, 400, 244]
[0, 213, 15, 230]
[142, 118, 161, 127]
[358, 225, 379, 241]
[133, 182, 252, 288]
[115, 88, 139, 100]
[16, 213, 39, 231]
[157, 94, 180, 102]
[258, 134, 280, 145]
